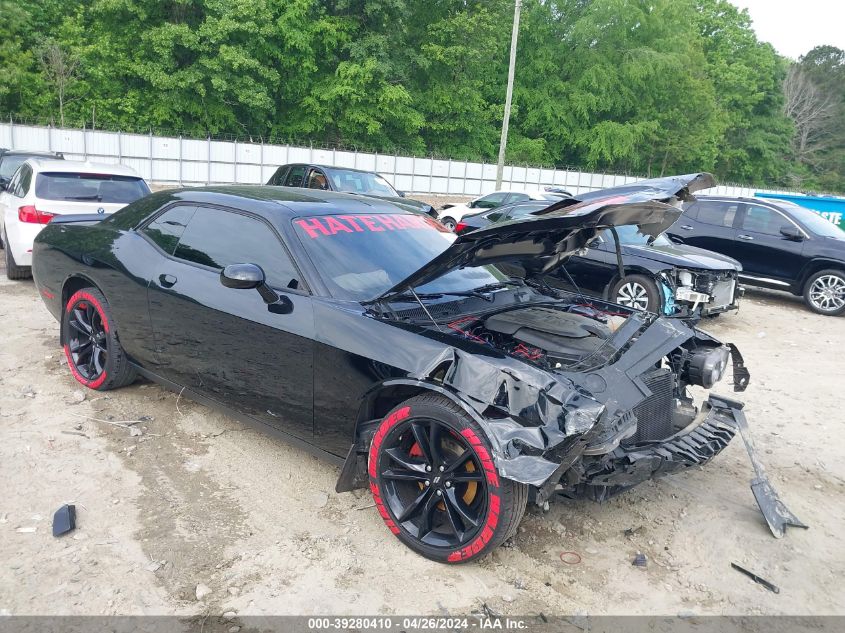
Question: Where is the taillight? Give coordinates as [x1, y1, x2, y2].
[455, 221, 469, 233]
[18, 206, 56, 224]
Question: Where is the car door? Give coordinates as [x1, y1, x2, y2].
[545, 231, 616, 297]
[734, 203, 807, 281]
[143, 204, 315, 441]
[673, 199, 741, 260]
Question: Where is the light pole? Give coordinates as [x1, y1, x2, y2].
[495, 0, 522, 190]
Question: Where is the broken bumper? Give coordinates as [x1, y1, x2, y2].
[584, 395, 738, 490]
[583, 394, 806, 538]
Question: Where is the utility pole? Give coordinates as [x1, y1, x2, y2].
[495, 0, 522, 190]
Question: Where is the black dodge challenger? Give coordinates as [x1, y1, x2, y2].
[31, 174, 802, 562]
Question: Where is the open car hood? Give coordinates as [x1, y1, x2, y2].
[376, 173, 715, 301]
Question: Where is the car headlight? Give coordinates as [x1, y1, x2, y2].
[686, 345, 730, 388]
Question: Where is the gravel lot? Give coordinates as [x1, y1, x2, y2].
[1, 256, 843, 617]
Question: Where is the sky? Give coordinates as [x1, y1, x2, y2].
[733, 0, 845, 59]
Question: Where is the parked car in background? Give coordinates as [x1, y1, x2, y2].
[266, 163, 436, 218]
[458, 200, 742, 317]
[669, 196, 845, 316]
[0, 159, 149, 279]
[437, 190, 570, 231]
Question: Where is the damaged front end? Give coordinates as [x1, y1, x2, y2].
[432, 295, 802, 537]
[659, 268, 743, 317]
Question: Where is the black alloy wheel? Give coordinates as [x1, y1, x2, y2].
[62, 288, 136, 390]
[67, 297, 109, 383]
[369, 394, 527, 563]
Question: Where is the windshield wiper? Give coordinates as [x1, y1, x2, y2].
[65, 195, 102, 201]
[389, 290, 493, 302]
[470, 281, 522, 293]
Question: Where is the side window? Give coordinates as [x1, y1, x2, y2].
[505, 193, 530, 204]
[174, 207, 301, 289]
[306, 169, 329, 190]
[695, 201, 738, 228]
[475, 192, 509, 209]
[741, 205, 786, 236]
[6, 168, 22, 197]
[682, 201, 699, 219]
[268, 166, 288, 186]
[17, 165, 33, 196]
[283, 165, 307, 188]
[142, 205, 197, 255]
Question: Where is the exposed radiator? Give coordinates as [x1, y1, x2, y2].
[624, 367, 674, 445]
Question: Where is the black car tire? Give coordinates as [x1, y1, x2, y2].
[803, 269, 845, 316]
[4, 236, 31, 280]
[609, 274, 662, 313]
[368, 393, 528, 563]
[62, 287, 137, 390]
[440, 216, 457, 231]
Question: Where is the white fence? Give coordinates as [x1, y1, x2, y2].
[0, 121, 795, 198]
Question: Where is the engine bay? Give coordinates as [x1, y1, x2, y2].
[445, 303, 630, 371]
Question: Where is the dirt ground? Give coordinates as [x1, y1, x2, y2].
[1, 256, 843, 617]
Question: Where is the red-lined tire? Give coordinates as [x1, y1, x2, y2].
[368, 394, 528, 563]
[62, 287, 136, 390]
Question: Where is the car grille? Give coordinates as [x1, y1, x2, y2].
[623, 367, 674, 445]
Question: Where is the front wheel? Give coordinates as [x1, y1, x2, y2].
[440, 216, 457, 231]
[803, 269, 845, 316]
[610, 274, 662, 313]
[62, 287, 137, 389]
[368, 394, 527, 563]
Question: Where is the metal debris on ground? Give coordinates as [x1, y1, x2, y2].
[731, 562, 780, 594]
[52, 504, 76, 537]
[632, 552, 648, 567]
[624, 526, 644, 537]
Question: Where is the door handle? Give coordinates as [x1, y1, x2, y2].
[738, 234, 754, 241]
[159, 273, 177, 288]
[680, 225, 694, 230]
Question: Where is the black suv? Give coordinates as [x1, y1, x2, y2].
[266, 163, 435, 218]
[669, 196, 845, 315]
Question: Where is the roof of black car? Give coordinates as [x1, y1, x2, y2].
[164, 185, 410, 217]
[279, 163, 378, 175]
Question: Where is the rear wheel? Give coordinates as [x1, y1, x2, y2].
[368, 394, 528, 563]
[803, 269, 845, 316]
[62, 288, 137, 390]
[610, 274, 661, 313]
[4, 234, 31, 280]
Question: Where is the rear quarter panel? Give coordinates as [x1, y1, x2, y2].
[33, 223, 158, 366]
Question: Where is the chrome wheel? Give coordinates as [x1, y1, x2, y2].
[441, 217, 456, 231]
[808, 274, 845, 312]
[616, 281, 650, 311]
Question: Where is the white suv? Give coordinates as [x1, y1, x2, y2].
[0, 159, 149, 279]
[437, 189, 571, 231]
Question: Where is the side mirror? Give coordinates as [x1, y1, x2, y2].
[779, 225, 804, 241]
[220, 263, 265, 289]
[397, 191, 406, 198]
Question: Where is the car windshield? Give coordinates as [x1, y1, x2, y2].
[772, 200, 844, 238]
[35, 172, 150, 203]
[607, 224, 672, 246]
[293, 213, 503, 301]
[0, 155, 30, 178]
[325, 169, 398, 197]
